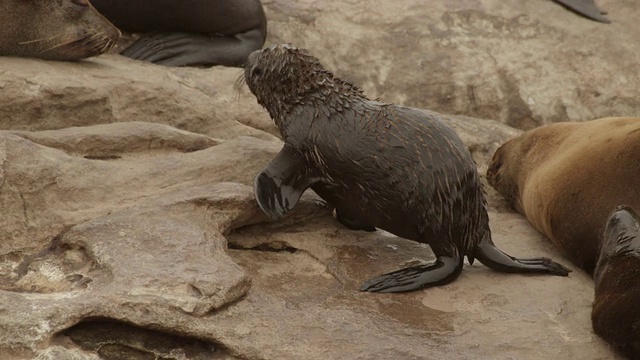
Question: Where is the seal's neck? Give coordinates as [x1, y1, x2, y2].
[263, 75, 368, 137]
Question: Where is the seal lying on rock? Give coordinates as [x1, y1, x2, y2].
[0, 0, 120, 61]
[91, 0, 267, 67]
[487, 117, 640, 274]
[243, 44, 571, 293]
[592, 205, 640, 359]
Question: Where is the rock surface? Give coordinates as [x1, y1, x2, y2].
[263, 0, 640, 129]
[0, 121, 620, 359]
[3, 0, 640, 136]
[0, 1, 634, 358]
[0, 55, 278, 138]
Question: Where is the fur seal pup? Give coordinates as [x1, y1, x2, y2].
[551, 0, 611, 23]
[0, 0, 120, 61]
[592, 205, 640, 359]
[243, 44, 571, 293]
[487, 117, 640, 274]
[90, 0, 267, 67]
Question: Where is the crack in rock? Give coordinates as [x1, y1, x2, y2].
[57, 319, 237, 360]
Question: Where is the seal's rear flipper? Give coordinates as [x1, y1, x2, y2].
[474, 237, 572, 276]
[121, 29, 264, 67]
[254, 146, 318, 220]
[552, 0, 611, 23]
[360, 256, 463, 293]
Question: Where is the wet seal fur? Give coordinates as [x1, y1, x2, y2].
[91, 0, 267, 67]
[487, 117, 640, 274]
[592, 205, 640, 359]
[243, 44, 571, 293]
[0, 0, 120, 61]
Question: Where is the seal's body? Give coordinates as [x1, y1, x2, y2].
[0, 0, 120, 61]
[91, 0, 267, 67]
[487, 117, 640, 274]
[592, 206, 640, 359]
[244, 44, 570, 293]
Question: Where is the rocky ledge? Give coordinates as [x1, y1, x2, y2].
[2, 0, 637, 358]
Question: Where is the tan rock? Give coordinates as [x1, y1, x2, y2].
[0, 122, 621, 359]
[0, 55, 279, 138]
[263, 0, 640, 129]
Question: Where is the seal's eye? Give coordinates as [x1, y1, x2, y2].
[250, 66, 262, 78]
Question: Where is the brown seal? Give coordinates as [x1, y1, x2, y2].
[592, 205, 640, 359]
[0, 0, 120, 61]
[487, 117, 640, 274]
[90, 0, 267, 67]
[242, 44, 570, 293]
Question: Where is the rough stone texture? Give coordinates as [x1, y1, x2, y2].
[0, 1, 634, 357]
[0, 55, 278, 138]
[0, 121, 621, 359]
[4, 0, 640, 135]
[262, 0, 640, 129]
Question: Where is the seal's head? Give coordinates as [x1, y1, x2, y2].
[486, 136, 527, 213]
[487, 124, 569, 213]
[244, 44, 365, 127]
[0, 0, 121, 61]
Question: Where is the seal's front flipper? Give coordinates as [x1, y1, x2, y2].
[335, 209, 376, 232]
[121, 29, 264, 67]
[255, 146, 317, 220]
[360, 256, 463, 293]
[552, 0, 611, 23]
[474, 237, 572, 276]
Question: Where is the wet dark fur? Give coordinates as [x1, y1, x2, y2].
[0, 0, 120, 61]
[246, 45, 485, 259]
[592, 206, 640, 359]
[244, 44, 569, 292]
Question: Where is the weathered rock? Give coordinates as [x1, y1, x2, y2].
[2, 3, 633, 353]
[6, 0, 640, 138]
[263, 0, 640, 129]
[0, 124, 281, 257]
[0, 55, 279, 138]
[0, 122, 622, 359]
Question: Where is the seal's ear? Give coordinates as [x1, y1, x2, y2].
[254, 146, 317, 220]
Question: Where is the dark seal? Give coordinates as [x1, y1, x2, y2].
[243, 44, 571, 293]
[0, 0, 120, 61]
[90, 0, 267, 67]
[592, 205, 640, 359]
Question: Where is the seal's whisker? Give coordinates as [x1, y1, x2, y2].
[101, 35, 116, 53]
[39, 37, 80, 53]
[72, 32, 106, 52]
[100, 38, 111, 53]
[82, 31, 103, 47]
[233, 69, 247, 99]
[19, 33, 65, 45]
